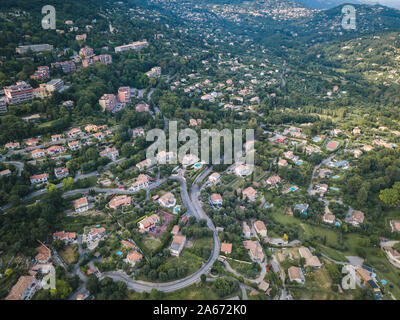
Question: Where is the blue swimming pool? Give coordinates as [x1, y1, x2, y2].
[116, 251, 123, 256]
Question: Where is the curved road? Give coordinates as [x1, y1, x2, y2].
[78, 167, 220, 293]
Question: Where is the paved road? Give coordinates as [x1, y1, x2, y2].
[2, 161, 24, 176]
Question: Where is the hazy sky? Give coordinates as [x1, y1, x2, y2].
[360, 0, 400, 9]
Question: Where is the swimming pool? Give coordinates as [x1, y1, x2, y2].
[289, 187, 297, 192]
[116, 251, 123, 256]
[193, 163, 203, 169]
[330, 187, 339, 191]
[174, 205, 181, 214]
[332, 175, 340, 180]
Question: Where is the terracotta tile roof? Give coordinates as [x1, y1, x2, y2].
[5, 275, 35, 300]
[221, 242, 232, 254]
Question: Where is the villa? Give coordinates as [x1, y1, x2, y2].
[209, 193, 223, 206]
[129, 174, 149, 192]
[74, 197, 89, 213]
[288, 266, 305, 284]
[253, 220, 267, 238]
[108, 195, 132, 210]
[158, 192, 176, 208]
[243, 187, 258, 202]
[137, 214, 160, 232]
[170, 234, 186, 257]
[208, 172, 221, 184]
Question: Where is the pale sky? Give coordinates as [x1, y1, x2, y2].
[360, 0, 400, 9]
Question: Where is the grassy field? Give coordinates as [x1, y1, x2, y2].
[60, 245, 78, 264]
[128, 282, 236, 300]
[228, 259, 260, 279]
[143, 235, 162, 251]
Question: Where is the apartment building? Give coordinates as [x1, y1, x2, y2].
[114, 40, 148, 53]
[99, 94, 117, 112]
[3, 81, 34, 105]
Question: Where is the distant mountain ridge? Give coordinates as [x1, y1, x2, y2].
[293, 0, 400, 9]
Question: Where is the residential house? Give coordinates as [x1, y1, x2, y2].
[25, 138, 39, 147]
[136, 158, 152, 170]
[51, 134, 62, 142]
[182, 154, 199, 167]
[68, 140, 81, 151]
[93, 132, 104, 141]
[87, 227, 106, 241]
[298, 247, 322, 268]
[35, 244, 51, 264]
[243, 187, 258, 202]
[52, 231, 77, 243]
[125, 251, 143, 266]
[156, 151, 174, 164]
[46, 145, 65, 156]
[0, 169, 11, 177]
[30, 173, 48, 184]
[171, 225, 180, 236]
[137, 214, 160, 232]
[99, 147, 119, 161]
[253, 220, 267, 238]
[132, 127, 145, 138]
[146, 67, 161, 78]
[221, 242, 232, 255]
[288, 266, 305, 284]
[170, 234, 186, 257]
[5, 275, 39, 300]
[54, 167, 69, 179]
[390, 220, 400, 233]
[121, 240, 137, 250]
[67, 128, 82, 139]
[243, 240, 264, 262]
[129, 174, 149, 192]
[242, 222, 251, 238]
[209, 193, 223, 206]
[323, 212, 336, 224]
[234, 164, 251, 177]
[266, 174, 281, 186]
[278, 159, 288, 167]
[348, 210, 365, 226]
[31, 149, 46, 159]
[5, 142, 20, 150]
[74, 197, 89, 213]
[158, 192, 176, 208]
[208, 172, 221, 184]
[108, 195, 132, 210]
[135, 102, 149, 113]
[383, 246, 400, 268]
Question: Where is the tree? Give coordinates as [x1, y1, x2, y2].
[62, 177, 74, 191]
[46, 183, 57, 193]
[200, 274, 206, 285]
[379, 182, 400, 207]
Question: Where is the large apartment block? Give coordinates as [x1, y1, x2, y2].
[3, 81, 34, 105]
[51, 61, 76, 74]
[114, 40, 148, 53]
[118, 86, 131, 103]
[99, 94, 117, 112]
[16, 44, 53, 54]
